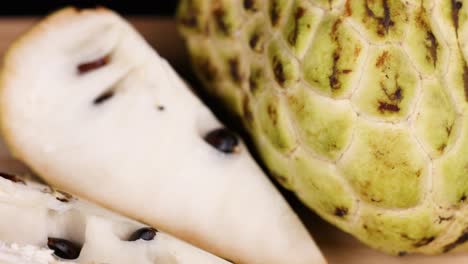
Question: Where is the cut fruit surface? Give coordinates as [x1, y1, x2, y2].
[0, 175, 230, 264]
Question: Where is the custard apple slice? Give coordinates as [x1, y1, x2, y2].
[177, 0, 468, 256]
[0, 7, 325, 264]
[0, 174, 231, 264]
[0, 242, 68, 264]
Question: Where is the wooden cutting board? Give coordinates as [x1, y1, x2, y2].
[1, 16, 467, 264]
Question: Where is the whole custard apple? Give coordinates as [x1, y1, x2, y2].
[177, 0, 468, 255]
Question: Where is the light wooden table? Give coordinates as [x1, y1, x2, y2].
[1, 16, 467, 264]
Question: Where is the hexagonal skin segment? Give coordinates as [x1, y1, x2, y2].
[338, 119, 428, 208]
[243, 14, 271, 54]
[248, 60, 271, 97]
[267, 38, 300, 88]
[413, 78, 457, 158]
[257, 89, 297, 153]
[212, 39, 248, 86]
[344, 0, 409, 43]
[286, 85, 356, 160]
[302, 16, 367, 98]
[352, 45, 419, 122]
[356, 204, 449, 255]
[268, 0, 293, 28]
[281, 1, 323, 58]
[292, 148, 356, 222]
[186, 37, 222, 87]
[209, 0, 245, 37]
[434, 114, 468, 206]
[254, 134, 295, 190]
[177, 0, 212, 34]
[403, 2, 447, 76]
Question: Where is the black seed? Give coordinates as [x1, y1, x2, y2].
[157, 105, 165, 111]
[47, 237, 81, 260]
[93, 90, 114, 105]
[128, 227, 158, 241]
[55, 190, 73, 203]
[0, 172, 25, 184]
[204, 128, 240, 154]
[77, 55, 110, 74]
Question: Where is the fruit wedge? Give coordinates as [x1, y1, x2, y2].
[0, 7, 325, 264]
[0, 174, 231, 263]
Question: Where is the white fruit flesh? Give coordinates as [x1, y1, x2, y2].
[0, 242, 68, 264]
[0, 176, 230, 263]
[0, 7, 325, 264]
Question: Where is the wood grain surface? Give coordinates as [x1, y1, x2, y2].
[1, 16, 467, 264]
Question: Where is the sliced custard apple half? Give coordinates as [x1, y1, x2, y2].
[0, 7, 325, 264]
[178, 0, 468, 255]
[0, 173, 231, 264]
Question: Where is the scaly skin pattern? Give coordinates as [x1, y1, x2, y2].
[178, 0, 468, 255]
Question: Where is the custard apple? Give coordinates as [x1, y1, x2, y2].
[0, 7, 325, 264]
[0, 174, 230, 264]
[178, 0, 468, 255]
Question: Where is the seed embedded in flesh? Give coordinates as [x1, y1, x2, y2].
[47, 237, 81, 260]
[204, 128, 240, 153]
[77, 55, 110, 74]
[93, 90, 114, 105]
[0, 172, 25, 184]
[128, 227, 158, 241]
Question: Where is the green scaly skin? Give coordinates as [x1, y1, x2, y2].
[178, 0, 468, 255]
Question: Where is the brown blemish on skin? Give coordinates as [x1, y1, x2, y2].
[413, 236, 435, 247]
[179, 0, 199, 29]
[451, 0, 462, 31]
[244, 0, 255, 11]
[77, 55, 110, 74]
[249, 32, 261, 51]
[334, 207, 348, 217]
[345, 0, 352, 16]
[243, 96, 254, 124]
[328, 20, 346, 91]
[444, 229, 468, 252]
[270, 0, 280, 26]
[288, 6, 306, 46]
[438, 216, 454, 224]
[460, 194, 466, 202]
[426, 31, 438, 66]
[378, 101, 400, 112]
[329, 52, 341, 90]
[0, 172, 25, 184]
[364, 0, 395, 36]
[398, 251, 407, 256]
[463, 63, 468, 101]
[272, 56, 286, 85]
[267, 103, 278, 125]
[228, 58, 242, 83]
[196, 56, 218, 82]
[376, 51, 390, 68]
[213, 1, 229, 34]
[249, 67, 263, 94]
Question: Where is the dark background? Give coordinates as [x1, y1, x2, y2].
[0, 1, 177, 16]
